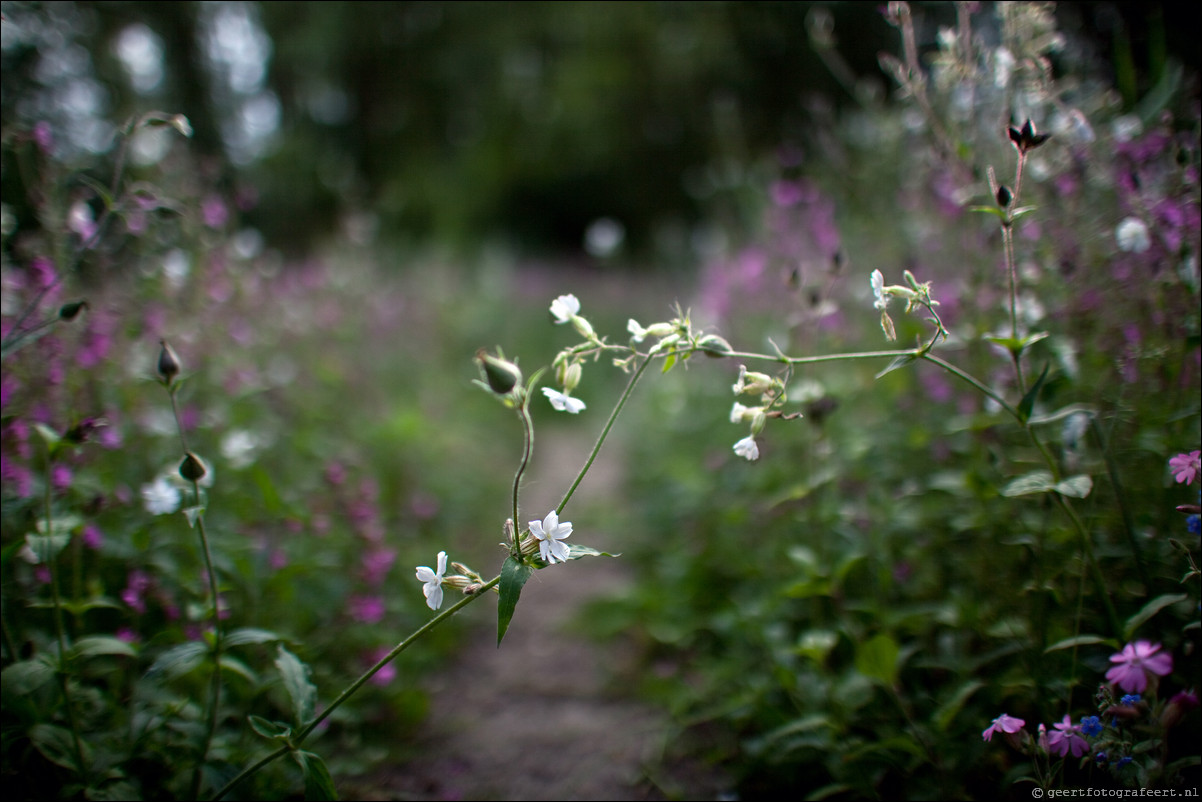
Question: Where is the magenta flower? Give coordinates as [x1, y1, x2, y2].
[348, 594, 386, 624]
[1046, 715, 1090, 758]
[982, 713, 1025, 741]
[1106, 641, 1173, 693]
[1169, 451, 1200, 485]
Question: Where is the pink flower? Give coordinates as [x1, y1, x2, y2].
[982, 713, 1025, 741]
[348, 594, 386, 624]
[1169, 451, 1200, 485]
[1046, 715, 1089, 758]
[1106, 641, 1173, 693]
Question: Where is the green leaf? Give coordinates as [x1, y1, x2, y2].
[71, 636, 137, 660]
[1124, 594, 1190, 642]
[661, 352, 676, 374]
[248, 714, 292, 741]
[184, 506, 205, 528]
[34, 423, 63, 447]
[933, 680, 984, 732]
[1027, 404, 1097, 426]
[145, 641, 208, 680]
[225, 627, 286, 647]
[1055, 475, 1093, 498]
[855, 633, 900, 687]
[984, 332, 1050, 358]
[497, 556, 533, 646]
[293, 750, 339, 800]
[967, 205, 1008, 221]
[1017, 363, 1050, 424]
[1044, 634, 1115, 653]
[30, 723, 90, 771]
[1001, 471, 1055, 497]
[25, 532, 72, 563]
[275, 645, 317, 727]
[2, 656, 57, 696]
[563, 544, 620, 561]
[874, 354, 916, 379]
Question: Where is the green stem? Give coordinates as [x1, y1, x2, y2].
[511, 401, 534, 549]
[1089, 416, 1150, 594]
[188, 485, 223, 800]
[44, 452, 87, 778]
[557, 354, 653, 515]
[210, 576, 500, 801]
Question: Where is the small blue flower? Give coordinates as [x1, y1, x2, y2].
[1080, 715, 1103, 737]
[1188, 515, 1200, 535]
[1120, 694, 1141, 706]
[1095, 750, 1108, 765]
[1116, 756, 1133, 768]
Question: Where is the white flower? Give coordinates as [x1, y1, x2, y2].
[550, 294, 580, 324]
[627, 318, 647, 343]
[870, 270, 889, 310]
[1115, 217, 1150, 253]
[141, 476, 181, 515]
[733, 436, 760, 461]
[730, 402, 753, 423]
[529, 510, 572, 564]
[542, 387, 586, 413]
[415, 551, 448, 611]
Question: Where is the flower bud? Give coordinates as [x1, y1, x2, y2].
[180, 451, 208, 482]
[995, 185, 1012, 207]
[698, 334, 732, 357]
[157, 340, 181, 385]
[59, 300, 88, 320]
[571, 315, 596, 341]
[64, 417, 107, 444]
[645, 322, 677, 338]
[476, 349, 521, 395]
[560, 361, 582, 392]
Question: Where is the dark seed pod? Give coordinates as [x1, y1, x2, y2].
[58, 300, 88, 320]
[157, 340, 181, 385]
[180, 452, 208, 482]
[996, 185, 1013, 207]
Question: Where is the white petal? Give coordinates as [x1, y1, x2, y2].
[424, 583, 444, 610]
[733, 436, 760, 461]
[416, 566, 436, 583]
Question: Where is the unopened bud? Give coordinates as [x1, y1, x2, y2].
[180, 452, 208, 482]
[157, 340, 181, 385]
[476, 349, 522, 394]
[572, 315, 596, 341]
[560, 361, 582, 392]
[698, 334, 732, 357]
[64, 417, 107, 444]
[995, 185, 1012, 207]
[59, 300, 88, 320]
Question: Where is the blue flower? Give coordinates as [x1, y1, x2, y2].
[1080, 715, 1103, 737]
[1120, 694, 1141, 706]
[1188, 515, 1200, 535]
[1116, 756, 1133, 768]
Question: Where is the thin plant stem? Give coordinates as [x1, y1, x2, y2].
[43, 455, 87, 779]
[557, 353, 653, 515]
[188, 485, 223, 800]
[211, 576, 500, 801]
[511, 401, 534, 548]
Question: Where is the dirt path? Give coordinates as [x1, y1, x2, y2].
[345, 428, 729, 801]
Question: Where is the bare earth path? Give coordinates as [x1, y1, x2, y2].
[346, 429, 730, 801]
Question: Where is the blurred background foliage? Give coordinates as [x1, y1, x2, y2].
[3, 1, 1197, 262]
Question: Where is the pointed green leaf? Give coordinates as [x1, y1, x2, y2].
[661, 352, 676, 374]
[564, 544, 620, 561]
[30, 723, 90, 771]
[1055, 475, 1093, 498]
[1124, 594, 1189, 642]
[276, 645, 317, 727]
[968, 205, 1008, 221]
[34, 423, 63, 447]
[145, 641, 208, 679]
[855, 633, 900, 687]
[25, 532, 72, 563]
[1045, 634, 1115, 653]
[1017, 364, 1050, 424]
[1001, 471, 1055, 497]
[497, 556, 533, 647]
[71, 636, 137, 659]
[2, 656, 57, 696]
[184, 506, 205, 528]
[934, 680, 984, 732]
[293, 750, 339, 800]
[875, 354, 916, 379]
[248, 714, 292, 741]
[225, 627, 286, 647]
[1027, 404, 1096, 426]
